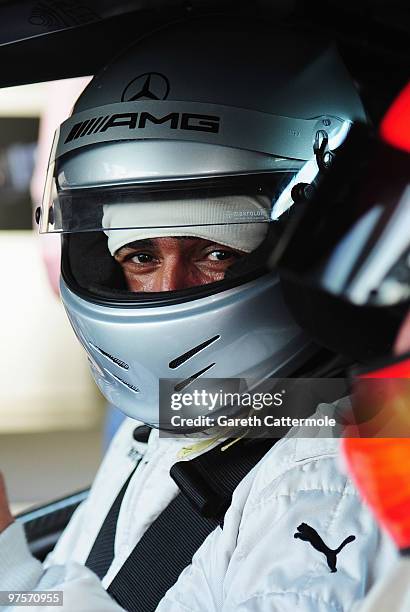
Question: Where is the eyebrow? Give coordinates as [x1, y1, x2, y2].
[117, 239, 155, 251]
[117, 237, 202, 251]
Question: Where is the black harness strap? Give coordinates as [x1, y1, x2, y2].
[85, 468, 136, 580]
[106, 437, 276, 612]
[85, 425, 151, 578]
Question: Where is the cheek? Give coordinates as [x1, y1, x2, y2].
[192, 261, 232, 284]
[184, 268, 221, 287]
[122, 268, 159, 292]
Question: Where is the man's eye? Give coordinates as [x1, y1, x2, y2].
[130, 253, 154, 264]
[208, 250, 235, 261]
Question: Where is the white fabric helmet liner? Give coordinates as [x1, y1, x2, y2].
[103, 194, 271, 255]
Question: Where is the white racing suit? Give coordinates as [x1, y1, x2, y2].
[0, 403, 397, 611]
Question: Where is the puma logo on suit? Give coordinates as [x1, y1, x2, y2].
[294, 522, 356, 573]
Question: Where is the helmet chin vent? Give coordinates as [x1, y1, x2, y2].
[110, 371, 140, 393]
[169, 335, 220, 369]
[174, 363, 215, 392]
[90, 343, 129, 370]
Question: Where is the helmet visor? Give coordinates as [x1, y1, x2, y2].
[51, 174, 300, 299]
[39, 169, 300, 233]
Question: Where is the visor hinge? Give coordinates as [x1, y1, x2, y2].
[314, 129, 335, 172]
[290, 129, 335, 207]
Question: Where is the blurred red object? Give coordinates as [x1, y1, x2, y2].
[342, 321, 410, 547]
[343, 438, 410, 549]
[380, 81, 410, 153]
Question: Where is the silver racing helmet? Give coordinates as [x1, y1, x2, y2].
[38, 17, 366, 428]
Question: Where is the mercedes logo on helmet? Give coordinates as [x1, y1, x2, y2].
[121, 72, 170, 102]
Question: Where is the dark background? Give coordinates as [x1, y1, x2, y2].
[0, 116, 38, 230]
[0, 0, 408, 121]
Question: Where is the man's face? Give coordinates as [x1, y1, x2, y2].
[114, 236, 244, 292]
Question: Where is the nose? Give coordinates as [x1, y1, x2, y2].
[152, 256, 191, 292]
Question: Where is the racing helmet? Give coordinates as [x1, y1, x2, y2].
[272, 119, 409, 362]
[38, 17, 366, 428]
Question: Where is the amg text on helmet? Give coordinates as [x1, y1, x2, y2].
[64, 112, 221, 143]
